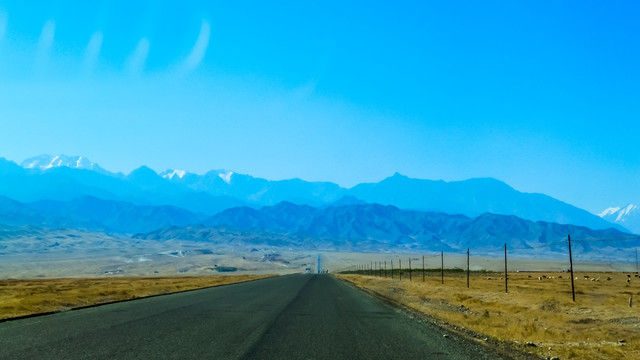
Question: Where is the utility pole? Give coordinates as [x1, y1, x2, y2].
[441, 251, 444, 284]
[384, 260, 387, 278]
[568, 234, 575, 302]
[409, 258, 412, 282]
[466, 248, 470, 289]
[504, 243, 508, 293]
[422, 255, 425, 282]
[399, 259, 402, 281]
[391, 260, 394, 279]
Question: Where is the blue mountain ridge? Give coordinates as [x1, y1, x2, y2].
[0, 156, 625, 232]
[1, 193, 636, 259]
[136, 202, 638, 258]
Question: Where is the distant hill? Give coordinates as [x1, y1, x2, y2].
[136, 202, 637, 258]
[348, 174, 622, 231]
[0, 196, 207, 235]
[1, 192, 636, 260]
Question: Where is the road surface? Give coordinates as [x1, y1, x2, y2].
[0, 275, 510, 359]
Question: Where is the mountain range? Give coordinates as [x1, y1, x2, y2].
[1, 194, 636, 261]
[0, 155, 624, 232]
[600, 204, 640, 234]
[136, 202, 638, 259]
[1, 154, 638, 261]
[0, 195, 206, 235]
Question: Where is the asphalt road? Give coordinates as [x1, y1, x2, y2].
[0, 275, 509, 359]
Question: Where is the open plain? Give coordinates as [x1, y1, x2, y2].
[0, 275, 270, 321]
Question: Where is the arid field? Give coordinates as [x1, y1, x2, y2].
[338, 271, 640, 360]
[0, 275, 271, 321]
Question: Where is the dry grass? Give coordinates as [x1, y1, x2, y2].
[338, 271, 640, 360]
[0, 274, 272, 321]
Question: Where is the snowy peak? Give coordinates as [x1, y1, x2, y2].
[599, 203, 640, 234]
[160, 169, 232, 183]
[218, 171, 233, 184]
[160, 169, 187, 180]
[21, 155, 110, 174]
[599, 207, 621, 217]
[621, 204, 639, 216]
[600, 204, 639, 221]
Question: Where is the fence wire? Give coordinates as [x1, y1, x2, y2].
[348, 233, 640, 275]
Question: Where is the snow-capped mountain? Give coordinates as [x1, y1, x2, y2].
[21, 155, 111, 175]
[160, 169, 188, 180]
[0, 155, 627, 231]
[600, 204, 640, 234]
[218, 171, 234, 184]
[160, 169, 235, 184]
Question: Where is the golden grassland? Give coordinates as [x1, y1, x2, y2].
[338, 271, 640, 360]
[0, 274, 272, 321]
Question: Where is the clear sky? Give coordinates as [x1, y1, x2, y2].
[1, 1, 639, 213]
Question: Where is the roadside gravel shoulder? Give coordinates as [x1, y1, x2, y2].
[336, 275, 543, 360]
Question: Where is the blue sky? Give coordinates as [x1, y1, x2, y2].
[0, 1, 639, 213]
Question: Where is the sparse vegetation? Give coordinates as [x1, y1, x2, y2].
[0, 275, 272, 321]
[338, 272, 640, 360]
